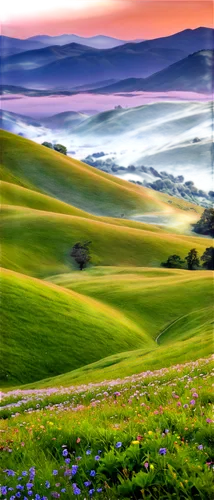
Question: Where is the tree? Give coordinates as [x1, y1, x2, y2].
[161, 254, 184, 269]
[201, 247, 214, 270]
[193, 208, 214, 237]
[42, 141, 53, 149]
[71, 241, 91, 270]
[54, 144, 67, 155]
[185, 248, 200, 270]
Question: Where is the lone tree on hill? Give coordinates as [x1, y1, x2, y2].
[42, 141, 53, 149]
[201, 247, 214, 270]
[185, 248, 200, 270]
[54, 143, 67, 155]
[193, 208, 214, 237]
[161, 254, 184, 269]
[71, 241, 91, 270]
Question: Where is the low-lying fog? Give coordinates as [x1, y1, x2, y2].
[1, 91, 211, 117]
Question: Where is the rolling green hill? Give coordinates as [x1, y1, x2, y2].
[0, 131, 212, 390]
[1, 268, 151, 385]
[1, 206, 211, 277]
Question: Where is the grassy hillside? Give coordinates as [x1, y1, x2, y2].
[1, 206, 211, 277]
[0, 130, 202, 222]
[136, 139, 214, 178]
[1, 268, 152, 386]
[74, 100, 212, 142]
[49, 269, 213, 341]
[1, 131, 212, 392]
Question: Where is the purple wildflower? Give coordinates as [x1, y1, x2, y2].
[84, 481, 91, 487]
[190, 400, 195, 405]
[62, 449, 68, 457]
[86, 450, 91, 455]
[26, 483, 34, 490]
[89, 489, 95, 495]
[198, 445, 203, 450]
[65, 458, 70, 464]
[159, 448, 167, 455]
[52, 470, 58, 476]
[115, 442, 122, 448]
[97, 488, 102, 493]
[90, 470, 96, 477]
[1, 487, 7, 495]
[95, 455, 100, 461]
[71, 465, 78, 476]
[73, 486, 81, 495]
[45, 481, 50, 489]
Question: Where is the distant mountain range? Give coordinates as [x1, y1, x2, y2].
[0, 35, 45, 57]
[26, 34, 133, 50]
[92, 50, 214, 94]
[1, 43, 187, 88]
[1, 28, 213, 91]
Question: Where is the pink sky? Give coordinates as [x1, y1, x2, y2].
[2, 0, 213, 40]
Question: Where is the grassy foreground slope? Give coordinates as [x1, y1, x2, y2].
[1, 268, 152, 386]
[1, 206, 211, 277]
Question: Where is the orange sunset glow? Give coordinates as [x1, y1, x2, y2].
[2, 0, 212, 40]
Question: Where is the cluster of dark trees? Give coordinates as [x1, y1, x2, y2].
[193, 208, 214, 237]
[83, 157, 214, 207]
[162, 247, 214, 270]
[42, 141, 67, 155]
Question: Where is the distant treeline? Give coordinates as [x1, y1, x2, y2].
[83, 151, 214, 208]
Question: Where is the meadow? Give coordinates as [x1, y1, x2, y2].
[0, 358, 213, 499]
[0, 131, 213, 498]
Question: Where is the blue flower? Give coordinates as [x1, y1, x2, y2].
[45, 481, 50, 489]
[97, 488, 102, 493]
[16, 485, 24, 491]
[90, 470, 96, 477]
[7, 470, 16, 477]
[26, 483, 34, 490]
[89, 489, 95, 495]
[61, 489, 66, 493]
[115, 442, 122, 448]
[65, 458, 70, 464]
[86, 450, 91, 455]
[62, 449, 68, 457]
[159, 448, 167, 455]
[10, 497, 16, 500]
[28, 492, 33, 497]
[1, 486, 7, 495]
[35, 495, 41, 500]
[22, 471, 28, 477]
[198, 444, 203, 450]
[95, 455, 100, 461]
[71, 465, 78, 476]
[73, 486, 81, 495]
[52, 470, 58, 476]
[16, 493, 21, 498]
[84, 481, 91, 487]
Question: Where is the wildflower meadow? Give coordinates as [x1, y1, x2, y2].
[0, 357, 213, 499]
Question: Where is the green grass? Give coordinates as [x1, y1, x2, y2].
[0, 130, 202, 224]
[1, 268, 153, 386]
[0, 358, 213, 499]
[1, 206, 212, 278]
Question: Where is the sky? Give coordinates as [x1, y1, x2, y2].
[1, 0, 213, 40]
